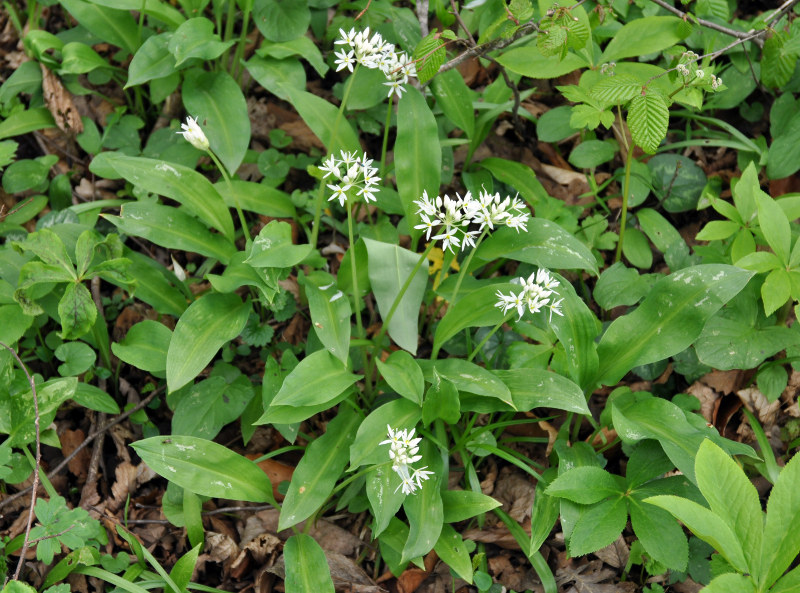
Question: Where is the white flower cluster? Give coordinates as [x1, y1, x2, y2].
[710, 74, 722, 89]
[334, 27, 416, 98]
[379, 426, 434, 495]
[177, 116, 209, 151]
[414, 189, 530, 253]
[600, 61, 616, 76]
[319, 150, 381, 207]
[495, 268, 564, 322]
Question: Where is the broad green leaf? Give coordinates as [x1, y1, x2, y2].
[59, 282, 97, 339]
[735, 251, 782, 274]
[282, 86, 359, 154]
[271, 350, 360, 407]
[569, 139, 616, 169]
[8, 378, 77, 446]
[551, 280, 601, 390]
[762, 32, 796, 89]
[568, 496, 627, 556]
[13, 228, 73, 274]
[695, 440, 762, 577]
[475, 220, 599, 275]
[530, 476, 560, 554]
[377, 350, 425, 405]
[131, 435, 275, 503]
[103, 203, 236, 264]
[757, 191, 791, 264]
[431, 68, 475, 138]
[206, 253, 279, 304]
[0, 108, 55, 140]
[72, 383, 120, 414]
[252, 0, 310, 43]
[0, 61, 42, 104]
[60, 42, 111, 74]
[628, 91, 669, 154]
[349, 399, 421, 469]
[54, 342, 96, 376]
[601, 16, 685, 62]
[168, 18, 234, 66]
[441, 490, 502, 523]
[423, 369, 460, 425]
[166, 293, 250, 392]
[590, 74, 641, 104]
[123, 249, 187, 316]
[695, 315, 800, 370]
[546, 467, 622, 504]
[595, 265, 754, 386]
[93, 152, 235, 241]
[87, 0, 184, 27]
[302, 273, 351, 365]
[433, 283, 515, 353]
[492, 368, 589, 415]
[0, 304, 34, 344]
[215, 179, 295, 218]
[182, 69, 250, 175]
[703, 573, 757, 593]
[363, 238, 428, 354]
[768, 111, 800, 180]
[367, 465, 407, 537]
[645, 494, 748, 573]
[169, 544, 201, 592]
[629, 495, 688, 571]
[112, 320, 171, 374]
[59, 0, 139, 54]
[434, 524, 473, 583]
[171, 375, 253, 439]
[479, 157, 548, 205]
[127, 33, 176, 87]
[761, 450, 800, 589]
[402, 443, 443, 563]
[395, 86, 441, 241]
[419, 358, 514, 408]
[257, 36, 328, 77]
[280, 408, 360, 530]
[245, 221, 312, 268]
[496, 46, 587, 79]
[772, 566, 800, 593]
[244, 54, 305, 101]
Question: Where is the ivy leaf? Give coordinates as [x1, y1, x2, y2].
[628, 90, 669, 154]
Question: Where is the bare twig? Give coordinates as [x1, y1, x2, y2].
[0, 342, 41, 585]
[417, 0, 430, 38]
[0, 387, 163, 512]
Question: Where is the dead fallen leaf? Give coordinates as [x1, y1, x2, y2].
[738, 387, 781, 427]
[60, 428, 89, 481]
[593, 535, 629, 569]
[248, 455, 294, 502]
[41, 63, 83, 134]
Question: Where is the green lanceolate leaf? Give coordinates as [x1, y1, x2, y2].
[166, 292, 250, 392]
[168, 18, 234, 66]
[58, 282, 97, 339]
[433, 283, 515, 353]
[441, 490, 502, 522]
[760, 450, 800, 589]
[376, 350, 425, 405]
[595, 265, 754, 386]
[281, 86, 360, 154]
[568, 496, 628, 557]
[283, 534, 334, 593]
[756, 191, 791, 265]
[363, 238, 428, 355]
[601, 16, 685, 62]
[131, 435, 276, 503]
[271, 350, 360, 408]
[246, 221, 312, 268]
[419, 358, 514, 408]
[493, 368, 590, 415]
[695, 440, 763, 577]
[302, 273, 352, 365]
[126, 33, 176, 87]
[280, 408, 360, 530]
[628, 90, 669, 154]
[434, 524, 473, 583]
[395, 86, 441, 241]
[546, 467, 623, 504]
[0, 108, 55, 140]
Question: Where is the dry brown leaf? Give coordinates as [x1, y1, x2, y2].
[253, 509, 363, 556]
[249, 456, 294, 502]
[205, 531, 239, 565]
[738, 387, 781, 427]
[41, 63, 83, 134]
[782, 370, 800, 417]
[492, 467, 535, 522]
[556, 559, 622, 593]
[700, 369, 744, 394]
[593, 535, 629, 569]
[269, 550, 386, 593]
[60, 428, 89, 481]
[686, 381, 720, 424]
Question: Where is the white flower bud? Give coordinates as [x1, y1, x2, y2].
[178, 116, 209, 151]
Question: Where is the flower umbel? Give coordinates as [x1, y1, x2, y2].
[379, 425, 433, 495]
[334, 27, 416, 99]
[320, 151, 381, 207]
[413, 189, 530, 253]
[495, 268, 564, 322]
[177, 115, 209, 151]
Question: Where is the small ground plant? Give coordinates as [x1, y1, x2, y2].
[1, 0, 800, 592]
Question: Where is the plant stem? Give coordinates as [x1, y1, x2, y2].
[449, 229, 488, 304]
[614, 142, 634, 264]
[310, 68, 358, 248]
[467, 315, 509, 362]
[346, 199, 364, 341]
[207, 149, 250, 249]
[379, 94, 393, 181]
[231, 0, 252, 83]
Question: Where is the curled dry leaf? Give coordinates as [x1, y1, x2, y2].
[41, 63, 83, 134]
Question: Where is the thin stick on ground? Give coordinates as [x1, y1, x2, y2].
[0, 387, 163, 512]
[0, 341, 41, 585]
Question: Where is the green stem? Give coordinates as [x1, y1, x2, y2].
[450, 229, 488, 304]
[221, 0, 237, 72]
[614, 142, 634, 264]
[346, 198, 364, 341]
[310, 68, 358, 248]
[207, 149, 251, 249]
[231, 0, 252, 83]
[467, 315, 509, 362]
[379, 94, 393, 182]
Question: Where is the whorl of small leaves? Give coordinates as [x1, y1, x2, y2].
[590, 74, 641, 105]
[628, 91, 669, 154]
[414, 31, 447, 84]
[762, 32, 797, 89]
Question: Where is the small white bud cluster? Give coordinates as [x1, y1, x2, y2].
[318, 151, 381, 207]
[600, 62, 617, 76]
[711, 74, 723, 89]
[495, 268, 564, 322]
[379, 426, 434, 495]
[413, 189, 530, 253]
[333, 27, 416, 99]
[676, 63, 690, 77]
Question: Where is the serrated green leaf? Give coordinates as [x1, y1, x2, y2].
[590, 74, 641, 104]
[628, 91, 669, 154]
